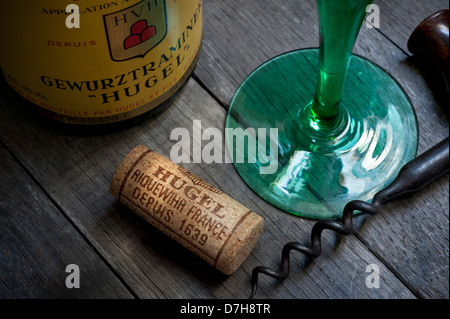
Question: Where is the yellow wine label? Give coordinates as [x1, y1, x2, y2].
[0, 0, 203, 124]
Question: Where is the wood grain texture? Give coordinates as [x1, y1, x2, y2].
[377, 0, 449, 53]
[193, 0, 449, 298]
[0, 146, 133, 299]
[0, 0, 447, 299]
[0, 76, 415, 299]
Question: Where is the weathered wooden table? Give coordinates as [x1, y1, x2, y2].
[1, 0, 448, 299]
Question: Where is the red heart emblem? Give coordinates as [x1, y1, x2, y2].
[124, 34, 141, 49]
[131, 20, 148, 35]
[141, 26, 157, 42]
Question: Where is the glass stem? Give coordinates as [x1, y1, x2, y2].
[311, 0, 373, 121]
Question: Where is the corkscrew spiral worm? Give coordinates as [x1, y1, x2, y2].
[250, 138, 449, 298]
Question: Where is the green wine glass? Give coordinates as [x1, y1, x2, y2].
[225, 0, 418, 220]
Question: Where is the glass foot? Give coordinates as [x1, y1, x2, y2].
[225, 49, 418, 220]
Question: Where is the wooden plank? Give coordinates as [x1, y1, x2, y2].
[0, 146, 133, 299]
[0, 74, 415, 298]
[376, 0, 449, 53]
[194, 0, 319, 106]
[193, 0, 449, 298]
[1, 0, 446, 299]
[348, 2, 450, 299]
[353, 176, 449, 299]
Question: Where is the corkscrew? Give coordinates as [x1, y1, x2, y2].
[250, 137, 449, 298]
[250, 10, 450, 298]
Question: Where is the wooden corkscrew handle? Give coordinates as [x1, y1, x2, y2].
[408, 9, 449, 96]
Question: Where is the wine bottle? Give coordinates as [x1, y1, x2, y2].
[0, 0, 203, 128]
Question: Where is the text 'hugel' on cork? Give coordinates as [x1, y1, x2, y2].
[110, 145, 264, 275]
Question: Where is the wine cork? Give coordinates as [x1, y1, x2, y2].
[110, 146, 264, 275]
